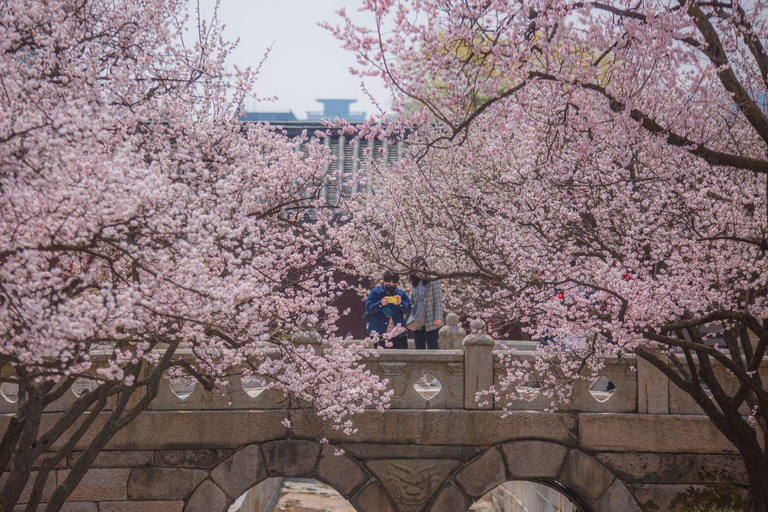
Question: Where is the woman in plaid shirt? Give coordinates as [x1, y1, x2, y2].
[409, 256, 444, 349]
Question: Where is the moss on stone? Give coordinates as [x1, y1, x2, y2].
[669, 484, 747, 511]
[639, 498, 661, 511]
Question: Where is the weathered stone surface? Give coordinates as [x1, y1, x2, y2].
[596, 453, 748, 485]
[594, 480, 641, 512]
[694, 455, 749, 485]
[502, 440, 568, 479]
[101, 411, 288, 451]
[33, 409, 580, 452]
[5, 406, 751, 512]
[56, 468, 130, 502]
[291, 410, 578, 446]
[366, 459, 459, 512]
[28, 455, 67, 470]
[13, 503, 98, 512]
[394, 363, 464, 410]
[438, 312, 465, 350]
[210, 444, 267, 499]
[366, 350, 466, 409]
[156, 449, 232, 469]
[69, 450, 153, 468]
[60, 504, 99, 512]
[667, 367, 750, 416]
[100, 501, 183, 512]
[185, 480, 229, 512]
[1, 470, 57, 503]
[463, 327, 495, 410]
[127, 467, 207, 500]
[637, 353, 669, 414]
[579, 414, 737, 454]
[558, 359, 637, 414]
[454, 447, 506, 500]
[559, 450, 615, 503]
[427, 482, 473, 512]
[261, 439, 321, 478]
[630, 483, 748, 512]
[349, 480, 396, 512]
[342, 443, 478, 462]
[316, 445, 370, 498]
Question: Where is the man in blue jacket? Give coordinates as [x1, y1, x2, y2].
[365, 270, 412, 349]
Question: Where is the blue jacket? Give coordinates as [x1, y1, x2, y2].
[365, 285, 412, 336]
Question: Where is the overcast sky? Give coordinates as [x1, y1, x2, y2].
[194, 0, 390, 119]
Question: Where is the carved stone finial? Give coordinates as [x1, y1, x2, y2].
[438, 312, 465, 350]
[471, 319, 486, 334]
[463, 319, 495, 347]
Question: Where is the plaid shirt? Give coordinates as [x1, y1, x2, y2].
[412, 280, 444, 332]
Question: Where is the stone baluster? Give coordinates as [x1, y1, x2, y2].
[637, 350, 669, 414]
[463, 319, 495, 410]
[439, 312, 466, 350]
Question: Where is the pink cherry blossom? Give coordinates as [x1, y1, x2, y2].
[0, 1, 389, 509]
[331, 1, 768, 508]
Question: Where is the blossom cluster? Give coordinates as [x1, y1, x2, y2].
[0, 0, 390, 432]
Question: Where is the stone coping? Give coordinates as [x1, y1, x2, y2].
[578, 413, 739, 454]
[357, 349, 464, 362]
[0, 410, 737, 455]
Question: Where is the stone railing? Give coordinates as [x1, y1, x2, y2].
[141, 317, 637, 412]
[1, 315, 764, 415]
[492, 349, 637, 413]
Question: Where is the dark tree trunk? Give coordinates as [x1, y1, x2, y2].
[741, 447, 768, 512]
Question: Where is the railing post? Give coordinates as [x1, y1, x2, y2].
[463, 319, 495, 410]
[637, 350, 669, 414]
[439, 312, 466, 350]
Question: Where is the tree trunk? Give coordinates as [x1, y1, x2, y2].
[742, 449, 768, 512]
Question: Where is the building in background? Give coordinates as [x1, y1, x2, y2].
[242, 98, 401, 211]
[242, 98, 365, 123]
[306, 99, 366, 123]
[241, 110, 298, 123]
[242, 99, 401, 338]
[241, 99, 527, 341]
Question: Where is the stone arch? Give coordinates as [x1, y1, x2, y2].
[183, 438, 395, 512]
[428, 440, 641, 512]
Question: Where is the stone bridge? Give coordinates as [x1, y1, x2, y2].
[1, 318, 756, 512]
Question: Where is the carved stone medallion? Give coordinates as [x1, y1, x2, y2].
[365, 458, 460, 512]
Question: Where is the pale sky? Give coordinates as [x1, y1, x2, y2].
[194, 0, 390, 119]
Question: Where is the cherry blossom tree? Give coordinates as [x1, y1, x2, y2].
[0, 1, 391, 510]
[331, 0, 768, 508]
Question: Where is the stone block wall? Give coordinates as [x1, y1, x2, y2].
[4, 409, 750, 512]
[0, 321, 758, 511]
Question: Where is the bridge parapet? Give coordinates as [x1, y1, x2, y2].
[127, 341, 640, 413]
[1, 324, 765, 416]
[492, 351, 637, 413]
[0, 321, 760, 511]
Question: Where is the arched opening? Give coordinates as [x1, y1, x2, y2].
[185, 439, 387, 512]
[435, 441, 640, 512]
[470, 480, 588, 512]
[229, 477, 354, 511]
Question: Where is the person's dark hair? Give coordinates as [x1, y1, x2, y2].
[383, 270, 399, 283]
[409, 256, 431, 286]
